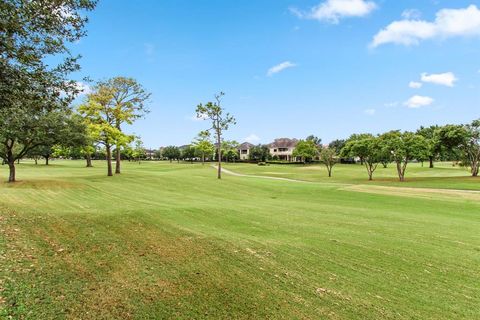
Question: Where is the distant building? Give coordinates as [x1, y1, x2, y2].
[237, 142, 255, 160]
[268, 138, 299, 161]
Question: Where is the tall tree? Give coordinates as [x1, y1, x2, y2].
[192, 131, 214, 165]
[221, 140, 239, 162]
[319, 147, 337, 177]
[162, 146, 181, 163]
[379, 131, 428, 182]
[306, 135, 322, 146]
[100, 77, 151, 174]
[0, 0, 97, 182]
[195, 92, 236, 179]
[249, 145, 270, 162]
[416, 125, 440, 168]
[329, 139, 346, 155]
[79, 85, 130, 176]
[341, 136, 383, 180]
[293, 140, 319, 163]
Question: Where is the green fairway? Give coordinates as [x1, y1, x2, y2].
[1, 161, 479, 319]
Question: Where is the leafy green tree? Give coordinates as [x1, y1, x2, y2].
[101, 77, 151, 174]
[416, 125, 441, 168]
[162, 146, 181, 163]
[0, 0, 96, 182]
[341, 134, 374, 165]
[195, 92, 236, 179]
[341, 136, 383, 180]
[130, 138, 146, 163]
[378, 131, 428, 182]
[192, 131, 214, 165]
[319, 147, 337, 177]
[293, 140, 319, 163]
[79, 85, 131, 176]
[221, 140, 239, 162]
[306, 135, 322, 146]
[249, 145, 270, 162]
[329, 139, 346, 155]
[182, 145, 197, 163]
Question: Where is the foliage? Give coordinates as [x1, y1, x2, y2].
[195, 92, 236, 178]
[249, 145, 270, 162]
[319, 147, 337, 177]
[329, 139, 346, 155]
[306, 135, 322, 146]
[292, 140, 318, 163]
[192, 131, 214, 164]
[378, 131, 428, 181]
[162, 146, 181, 162]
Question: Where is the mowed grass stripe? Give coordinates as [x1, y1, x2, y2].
[1, 160, 479, 319]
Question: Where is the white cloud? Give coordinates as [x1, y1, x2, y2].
[291, 0, 377, 24]
[189, 113, 208, 122]
[409, 81, 423, 89]
[75, 81, 92, 95]
[364, 108, 376, 115]
[244, 134, 260, 143]
[267, 61, 296, 76]
[404, 95, 434, 108]
[401, 9, 421, 20]
[421, 72, 457, 87]
[371, 5, 480, 47]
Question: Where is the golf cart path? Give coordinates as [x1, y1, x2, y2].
[212, 165, 480, 201]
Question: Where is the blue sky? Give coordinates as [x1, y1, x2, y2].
[72, 0, 480, 148]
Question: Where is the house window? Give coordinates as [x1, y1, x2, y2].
[241, 150, 248, 154]
[278, 148, 288, 152]
[273, 149, 277, 152]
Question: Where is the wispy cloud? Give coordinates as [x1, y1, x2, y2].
[401, 9, 421, 20]
[409, 81, 423, 89]
[421, 72, 457, 87]
[404, 95, 434, 108]
[267, 61, 297, 76]
[372, 5, 480, 47]
[291, 0, 377, 24]
[75, 81, 92, 95]
[364, 108, 376, 115]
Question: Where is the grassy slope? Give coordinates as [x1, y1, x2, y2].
[224, 162, 480, 191]
[1, 160, 479, 319]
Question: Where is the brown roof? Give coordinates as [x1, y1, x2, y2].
[269, 138, 298, 148]
[237, 142, 255, 150]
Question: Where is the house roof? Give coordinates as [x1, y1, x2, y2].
[237, 142, 255, 150]
[269, 138, 298, 148]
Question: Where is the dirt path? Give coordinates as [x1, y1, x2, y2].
[213, 165, 480, 201]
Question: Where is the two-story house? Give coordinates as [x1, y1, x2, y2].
[237, 142, 255, 160]
[268, 138, 299, 161]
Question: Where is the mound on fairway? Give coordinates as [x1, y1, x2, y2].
[1, 161, 479, 319]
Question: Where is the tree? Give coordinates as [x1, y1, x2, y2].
[195, 92, 236, 179]
[132, 138, 146, 163]
[416, 125, 441, 168]
[306, 135, 322, 146]
[379, 131, 428, 182]
[341, 134, 374, 164]
[319, 147, 337, 177]
[249, 145, 270, 162]
[100, 77, 151, 174]
[192, 131, 214, 165]
[182, 145, 197, 163]
[293, 140, 318, 163]
[0, 0, 97, 182]
[162, 146, 181, 163]
[329, 139, 346, 155]
[79, 85, 131, 176]
[221, 140, 239, 162]
[341, 136, 383, 180]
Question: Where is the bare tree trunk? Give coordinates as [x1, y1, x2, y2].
[85, 153, 93, 167]
[429, 156, 434, 168]
[45, 156, 49, 165]
[115, 147, 121, 174]
[106, 145, 113, 176]
[396, 162, 405, 181]
[217, 131, 222, 179]
[34, 158, 38, 165]
[8, 160, 15, 183]
[327, 166, 332, 177]
[202, 152, 205, 165]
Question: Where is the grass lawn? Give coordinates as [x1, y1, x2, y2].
[224, 162, 480, 191]
[1, 160, 479, 319]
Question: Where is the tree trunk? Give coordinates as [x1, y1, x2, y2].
[327, 167, 332, 177]
[8, 160, 15, 183]
[45, 156, 49, 165]
[85, 153, 93, 167]
[217, 131, 222, 179]
[429, 156, 434, 168]
[34, 158, 38, 165]
[115, 148, 121, 174]
[106, 145, 113, 176]
[202, 152, 205, 165]
[396, 162, 405, 182]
